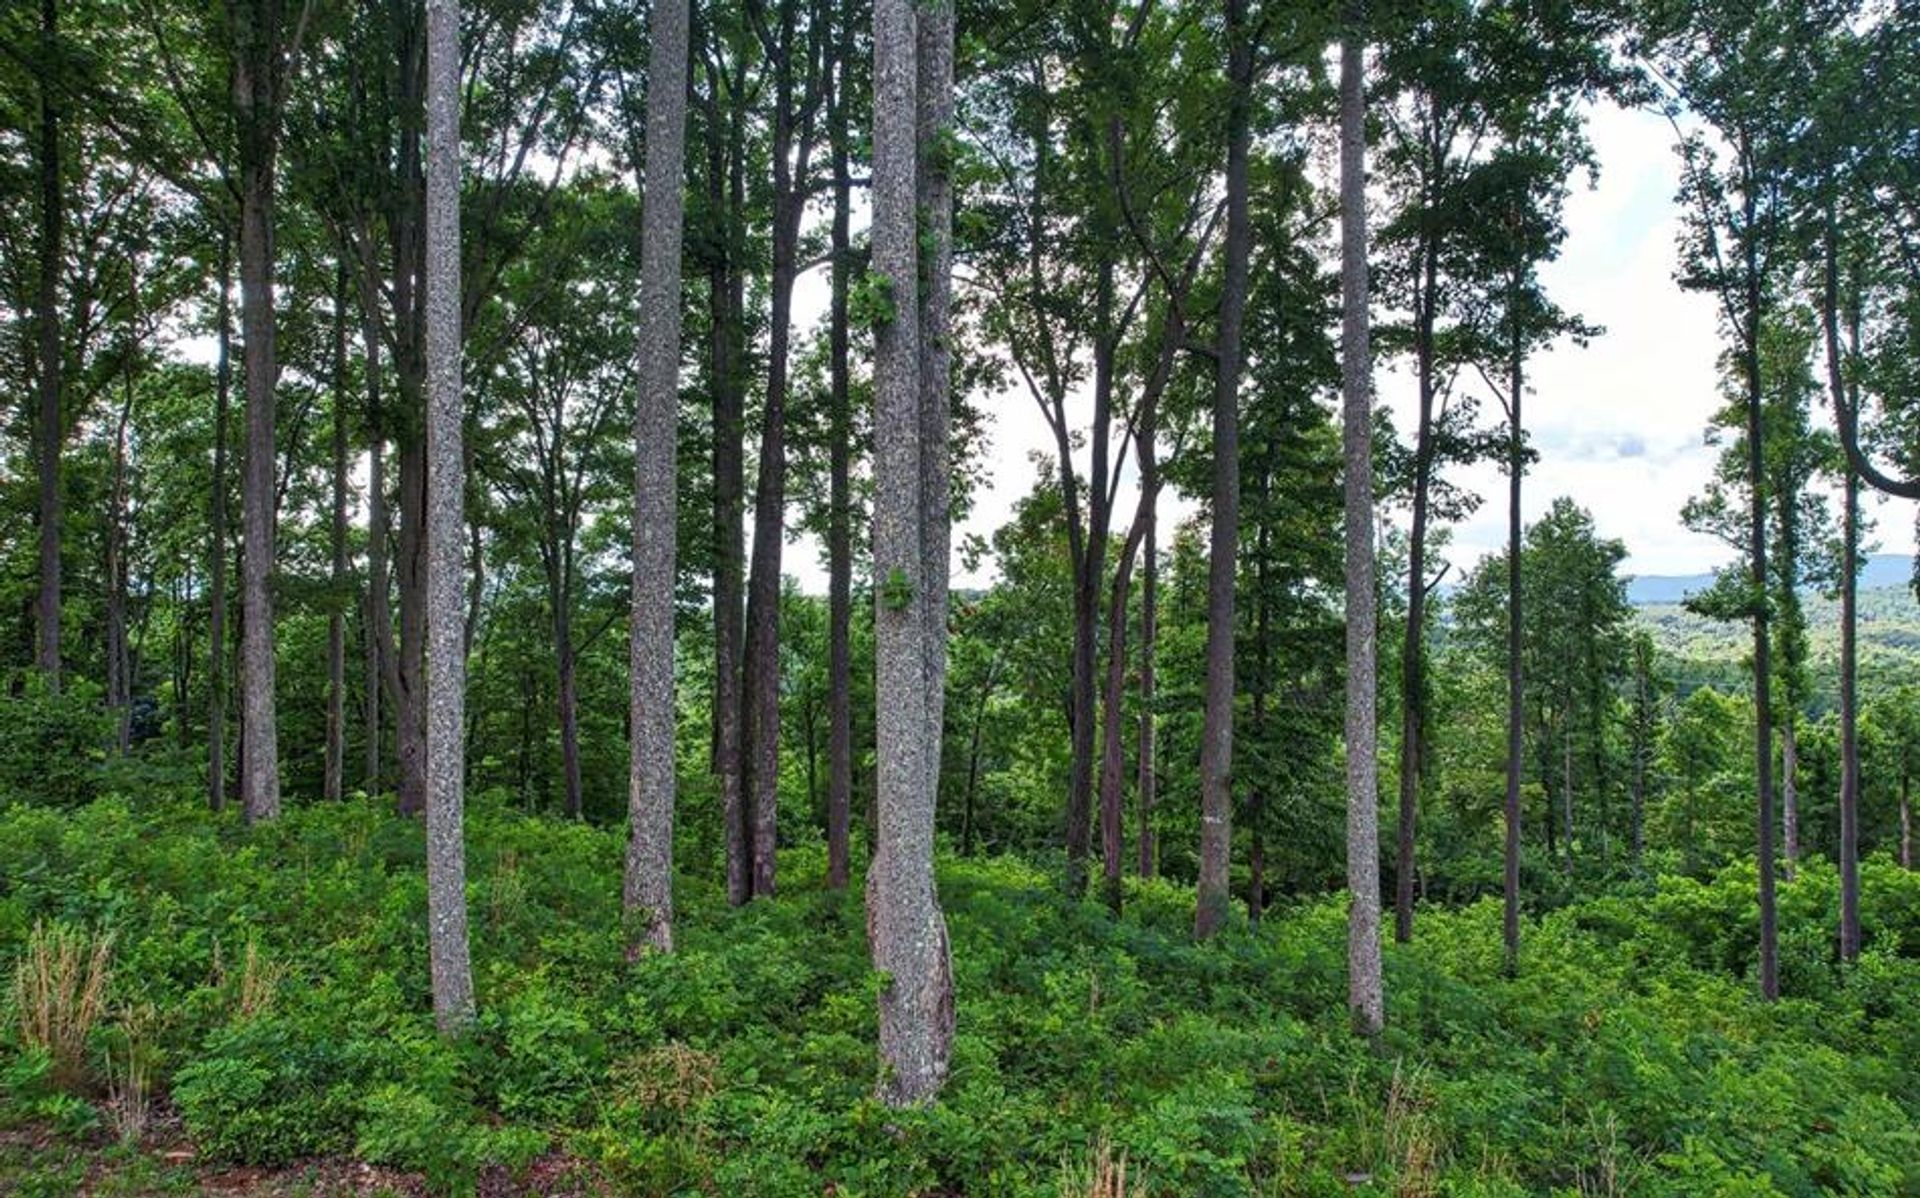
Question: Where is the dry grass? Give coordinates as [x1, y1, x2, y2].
[1058, 1136, 1144, 1198]
[212, 936, 286, 1021]
[10, 921, 113, 1092]
[104, 1003, 156, 1145]
[1346, 1061, 1443, 1198]
[607, 1042, 720, 1116]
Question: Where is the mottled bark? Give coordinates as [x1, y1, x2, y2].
[234, 0, 283, 823]
[626, 0, 689, 955]
[423, 0, 473, 1032]
[1340, 7, 1384, 1039]
[916, 0, 955, 863]
[1195, 0, 1253, 940]
[33, 0, 62, 686]
[867, 0, 953, 1108]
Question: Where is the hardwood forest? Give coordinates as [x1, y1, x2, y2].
[3, 0, 1920, 1192]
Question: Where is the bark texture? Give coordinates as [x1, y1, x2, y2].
[1195, 0, 1253, 940]
[867, 0, 953, 1108]
[234, 0, 285, 823]
[626, 0, 690, 955]
[34, 0, 62, 686]
[424, 0, 474, 1032]
[1340, 9, 1385, 1038]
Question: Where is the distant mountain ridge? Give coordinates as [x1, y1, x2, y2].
[1626, 553, 1914, 606]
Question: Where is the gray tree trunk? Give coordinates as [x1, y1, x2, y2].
[703, 63, 750, 905]
[34, 0, 62, 686]
[1136, 479, 1157, 880]
[1781, 719, 1798, 881]
[826, 13, 855, 890]
[916, 0, 954, 860]
[1340, 6, 1384, 1039]
[234, 0, 283, 823]
[1195, 0, 1253, 940]
[1502, 315, 1523, 971]
[626, 0, 690, 955]
[327, 264, 351, 803]
[353, 232, 393, 794]
[867, 0, 953, 1108]
[209, 238, 233, 810]
[1823, 221, 1860, 959]
[423, 0, 474, 1033]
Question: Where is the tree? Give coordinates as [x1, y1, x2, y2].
[231, 0, 312, 823]
[423, 0, 473, 1033]
[1646, 0, 1846, 1000]
[1340, 0, 1384, 1038]
[32, 0, 63, 687]
[867, 0, 953, 1107]
[627, 0, 690, 955]
[1192, 0, 1254, 940]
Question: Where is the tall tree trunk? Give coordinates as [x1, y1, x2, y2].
[1742, 181, 1778, 1002]
[1824, 214, 1860, 960]
[423, 0, 473, 1032]
[107, 377, 134, 751]
[1063, 262, 1115, 898]
[555, 598, 584, 818]
[234, 0, 284, 823]
[354, 230, 393, 794]
[1098, 525, 1144, 913]
[1195, 0, 1253, 940]
[1135, 479, 1157, 880]
[825, 9, 855, 890]
[1502, 290, 1524, 972]
[962, 656, 997, 857]
[626, 0, 689, 954]
[1247, 509, 1271, 924]
[744, 89, 810, 901]
[326, 264, 351, 802]
[33, 0, 62, 686]
[916, 0, 954, 871]
[209, 238, 233, 810]
[868, 0, 954, 1108]
[1395, 232, 1438, 943]
[391, 11, 430, 820]
[706, 59, 750, 905]
[1781, 719, 1798, 881]
[1340, 4, 1384, 1038]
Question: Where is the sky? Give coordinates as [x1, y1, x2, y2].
[787, 100, 1918, 594]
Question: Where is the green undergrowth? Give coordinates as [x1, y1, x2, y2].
[3, 790, 1919, 1196]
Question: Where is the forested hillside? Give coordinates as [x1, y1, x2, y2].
[3, 0, 1920, 1193]
[1641, 583, 1920, 707]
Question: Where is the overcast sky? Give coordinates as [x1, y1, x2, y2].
[787, 100, 1917, 594]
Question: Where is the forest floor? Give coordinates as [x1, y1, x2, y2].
[3, 793, 1920, 1196]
